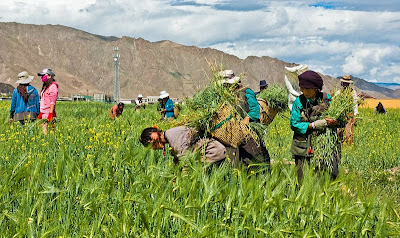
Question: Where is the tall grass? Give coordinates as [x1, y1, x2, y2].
[0, 101, 399, 236]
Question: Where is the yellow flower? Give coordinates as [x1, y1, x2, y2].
[28, 217, 33, 224]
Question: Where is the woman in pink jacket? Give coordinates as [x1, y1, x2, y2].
[37, 68, 58, 134]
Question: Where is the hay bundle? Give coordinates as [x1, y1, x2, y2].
[257, 85, 288, 125]
[183, 63, 259, 147]
[313, 88, 356, 171]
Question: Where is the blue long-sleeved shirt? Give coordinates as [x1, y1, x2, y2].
[290, 93, 332, 135]
[10, 85, 40, 117]
[164, 98, 174, 118]
[245, 88, 260, 122]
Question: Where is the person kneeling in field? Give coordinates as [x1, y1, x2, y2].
[139, 126, 227, 164]
[110, 102, 124, 119]
[290, 70, 339, 182]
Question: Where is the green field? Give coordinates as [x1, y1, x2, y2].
[1, 101, 399, 237]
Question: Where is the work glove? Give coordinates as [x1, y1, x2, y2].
[312, 119, 327, 130]
[38, 112, 43, 119]
[47, 112, 53, 122]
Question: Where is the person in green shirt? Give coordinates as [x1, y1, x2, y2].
[290, 70, 339, 182]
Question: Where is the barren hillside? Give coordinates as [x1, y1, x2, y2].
[1, 22, 394, 99]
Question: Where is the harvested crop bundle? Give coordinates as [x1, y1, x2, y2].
[322, 87, 357, 123]
[185, 79, 238, 132]
[257, 85, 288, 113]
[313, 88, 356, 172]
[184, 63, 263, 148]
[257, 85, 288, 126]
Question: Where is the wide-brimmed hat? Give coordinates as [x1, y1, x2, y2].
[340, 75, 353, 83]
[217, 70, 241, 85]
[138, 94, 143, 98]
[160, 91, 169, 99]
[37, 68, 55, 76]
[16, 71, 34, 84]
[260, 80, 268, 87]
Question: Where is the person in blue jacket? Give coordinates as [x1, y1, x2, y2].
[160, 91, 174, 120]
[290, 70, 339, 182]
[9, 71, 40, 125]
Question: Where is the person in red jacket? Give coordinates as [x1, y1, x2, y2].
[110, 102, 124, 119]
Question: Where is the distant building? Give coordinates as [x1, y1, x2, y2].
[72, 95, 92, 101]
[146, 96, 158, 104]
[145, 96, 178, 104]
[93, 93, 112, 102]
[120, 99, 135, 104]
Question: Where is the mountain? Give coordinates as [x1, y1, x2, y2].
[0, 22, 394, 99]
[352, 77, 398, 98]
[374, 82, 400, 90]
[393, 89, 400, 98]
[0, 82, 14, 94]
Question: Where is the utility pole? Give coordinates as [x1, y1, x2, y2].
[113, 46, 120, 102]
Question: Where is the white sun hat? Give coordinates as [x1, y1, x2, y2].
[160, 91, 169, 99]
[16, 71, 34, 84]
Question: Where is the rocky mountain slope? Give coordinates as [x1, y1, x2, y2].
[0, 22, 395, 99]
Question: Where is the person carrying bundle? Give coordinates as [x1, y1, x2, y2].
[217, 70, 270, 167]
[335, 75, 359, 145]
[290, 70, 339, 182]
[139, 126, 227, 164]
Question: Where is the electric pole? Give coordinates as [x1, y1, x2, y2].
[113, 46, 120, 102]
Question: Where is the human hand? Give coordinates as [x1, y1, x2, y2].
[312, 119, 327, 130]
[47, 112, 53, 122]
[242, 116, 250, 125]
[325, 117, 338, 126]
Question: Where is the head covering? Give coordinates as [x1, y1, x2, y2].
[138, 94, 143, 98]
[37, 68, 55, 76]
[118, 102, 124, 107]
[340, 75, 353, 83]
[298, 70, 323, 90]
[217, 70, 241, 85]
[16, 71, 34, 84]
[160, 91, 169, 99]
[260, 80, 268, 87]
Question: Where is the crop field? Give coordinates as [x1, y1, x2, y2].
[360, 99, 400, 109]
[0, 101, 399, 237]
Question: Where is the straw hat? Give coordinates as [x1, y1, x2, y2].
[16, 71, 34, 84]
[217, 70, 241, 85]
[340, 75, 353, 83]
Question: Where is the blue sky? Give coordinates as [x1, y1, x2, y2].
[1, 0, 400, 83]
